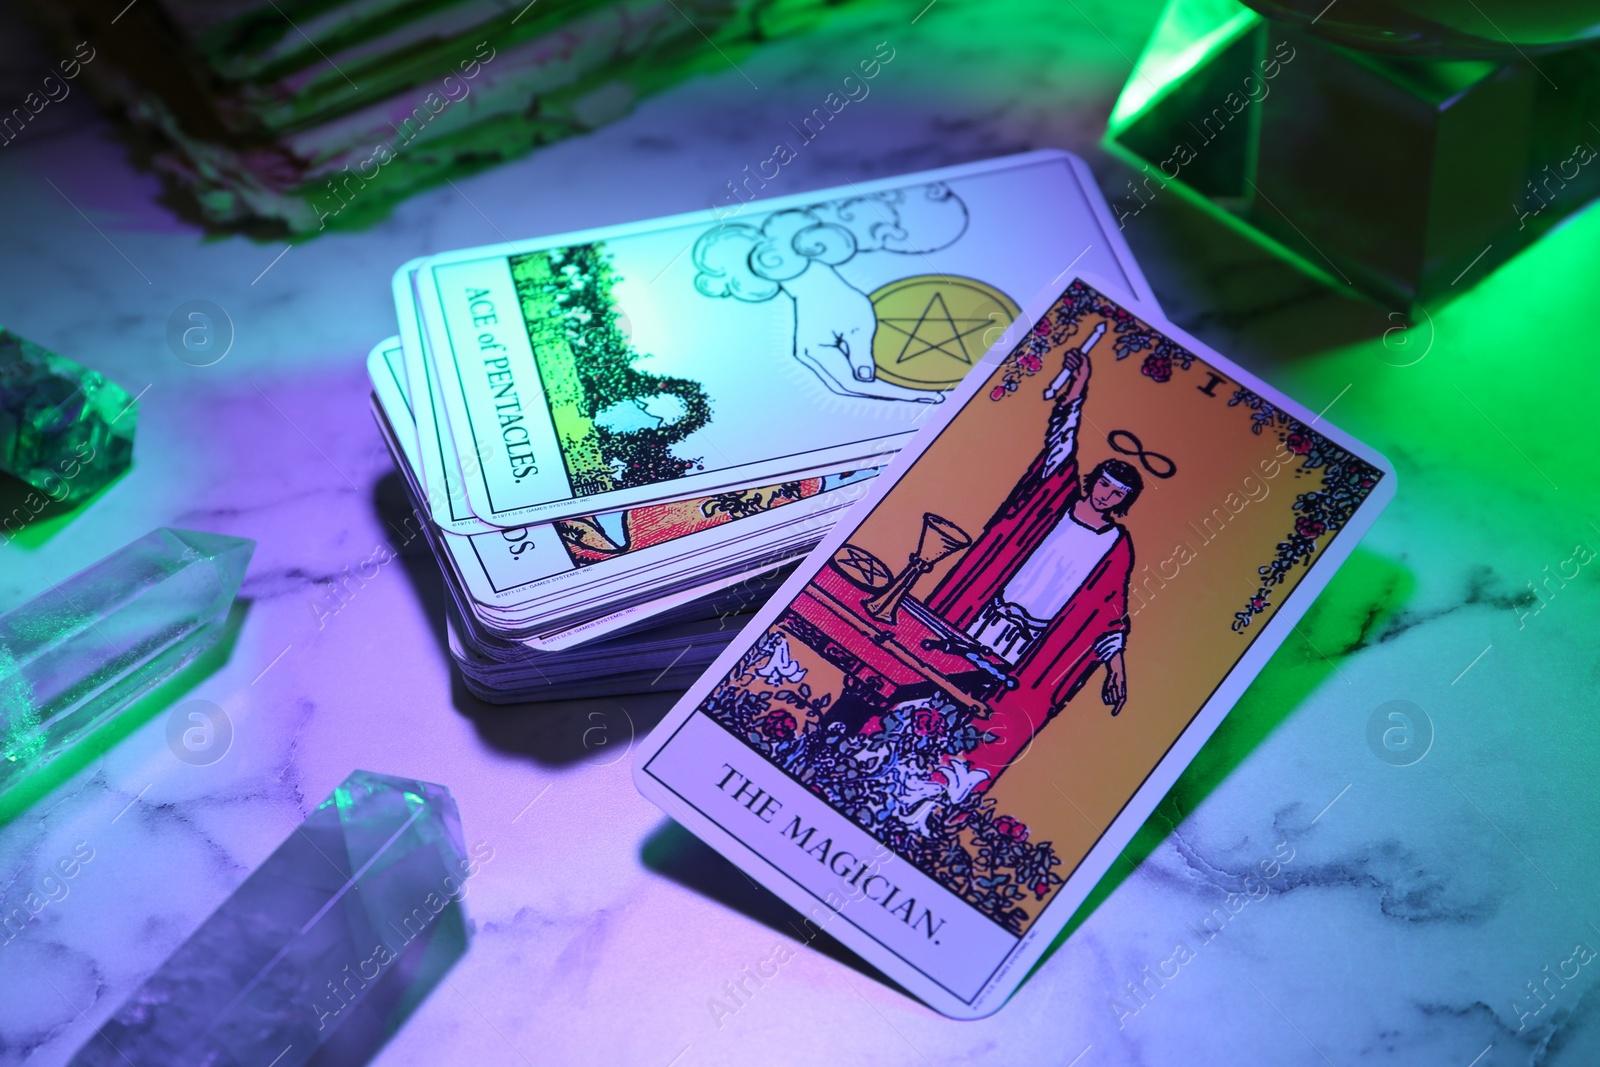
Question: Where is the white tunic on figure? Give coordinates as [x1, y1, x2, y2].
[999, 513, 1120, 620]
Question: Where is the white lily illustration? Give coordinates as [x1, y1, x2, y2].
[754, 635, 806, 686]
[937, 758, 990, 804]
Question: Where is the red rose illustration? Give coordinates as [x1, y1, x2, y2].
[1141, 354, 1172, 382]
[760, 712, 795, 741]
[993, 815, 1029, 841]
[1295, 516, 1326, 539]
[1286, 432, 1313, 455]
[913, 707, 945, 737]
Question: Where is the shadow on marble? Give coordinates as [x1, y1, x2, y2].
[374, 471, 452, 649]
[1102, 152, 1399, 366]
[0, 471, 76, 535]
[374, 470, 688, 768]
[640, 819, 914, 996]
[0, 596, 252, 828]
[451, 671, 682, 769]
[0, 468, 129, 551]
[301, 901, 470, 1067]
[1026, 545, 1414, 978]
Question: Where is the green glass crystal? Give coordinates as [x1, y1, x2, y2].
[1105, 1, 1600, 313]
[69, 770, 472, 1067]
[0, 527, 253, 794]
[0, 327, 135, 509]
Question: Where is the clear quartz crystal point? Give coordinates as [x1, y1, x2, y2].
[69, 770, 472, 1067]
[0, 527, 254, 793]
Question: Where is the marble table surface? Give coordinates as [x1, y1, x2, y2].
[2, 1, 1598, 1064]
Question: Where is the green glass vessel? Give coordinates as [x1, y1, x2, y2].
[1242, 0, 1600, 56]
[1106, 0, 1600, 314]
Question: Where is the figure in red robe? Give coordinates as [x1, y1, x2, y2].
[930, 343, 1142, 789]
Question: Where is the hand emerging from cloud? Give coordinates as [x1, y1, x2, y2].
[781, 265, 942, 403]
[691, 184, 969, 405]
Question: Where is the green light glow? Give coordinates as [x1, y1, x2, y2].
[1109, 0, 1260, 130]
[1105, 0, 1600, 313]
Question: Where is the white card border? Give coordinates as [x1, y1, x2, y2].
[407, 149, 1157, 524]
[631, 271, 1396, 1018]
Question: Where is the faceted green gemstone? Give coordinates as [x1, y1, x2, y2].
[0, 327, 135, 506]
[0, 527, 254, 794]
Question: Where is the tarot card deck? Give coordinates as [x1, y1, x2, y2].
[367, 151, 1157, 700]
[370, 149, 1393, 1016]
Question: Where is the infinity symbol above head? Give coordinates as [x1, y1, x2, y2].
[1107, 430, 1176, 479]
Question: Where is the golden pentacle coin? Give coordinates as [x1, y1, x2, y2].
[868, 275, 1022, 391]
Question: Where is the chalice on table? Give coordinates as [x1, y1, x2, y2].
[862, 513, 971, 626]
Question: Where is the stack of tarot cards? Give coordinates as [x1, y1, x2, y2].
[367, 151, 1160, 701]
[16, 0, 854, 233]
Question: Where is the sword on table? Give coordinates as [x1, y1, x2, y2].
[1043, 320, 1108, 400]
